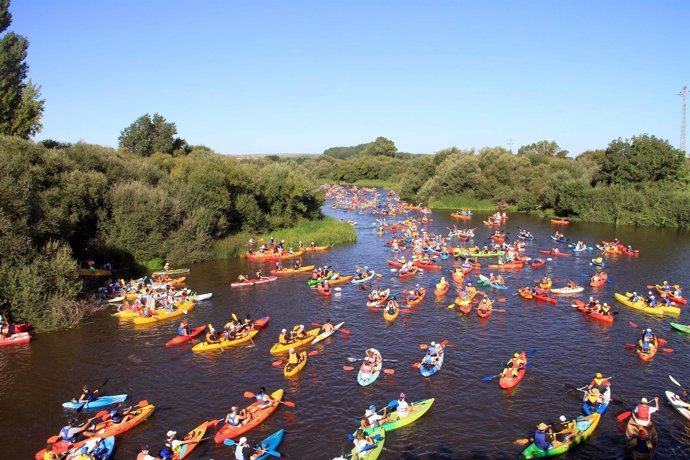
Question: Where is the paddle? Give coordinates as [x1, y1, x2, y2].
[346, 357, 398, 363]
[669, 375, 687, 393]
[242, 391, 296, 408]
[74, 378, 109, 413]
[342, 365, 395, 375]
[310, 322, 351, 335]
[223, 439, 281, 457]
[616, 411, 632, 423]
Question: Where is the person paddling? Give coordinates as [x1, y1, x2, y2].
[59, 417, 97, 444]
[177, 321, 191, 337]
[360, 404, 394, 429]
[74, 385, 99, 404]
[205, 324, 221, 344]
[320, 320, 334, 334]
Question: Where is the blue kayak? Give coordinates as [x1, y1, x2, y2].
[582, 387, 611, 415]
[351, 271, 375, 284]
[419, 347, 444, 377]
[551, 236, 567, 243]
[224, 429, 284, 460]
[76, 435, 115, 460]
[62, 394, 128, 409]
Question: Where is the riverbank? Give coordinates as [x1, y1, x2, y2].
[427, 195, 497, 211]
[213, 216, 357, 258]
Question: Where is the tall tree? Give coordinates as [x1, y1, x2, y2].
[518, 140, 569, 158]
[362, 136, 397, 157]
[0, 0, 44, 138]
[118, 113, 184, 156]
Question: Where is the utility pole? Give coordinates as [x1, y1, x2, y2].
[680, 85, 687, 154]
[507, 138, 514, 153]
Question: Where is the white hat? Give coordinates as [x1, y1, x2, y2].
[365, 409, 374, 417]
[430, 341, 436, 346]
[648, 291, 652, 295]
[239, 436, 248, 444]
[559, 415, 566, 422]
[646, 328, 651, 332]
[641, 398, 648, 404]
[289, 348, 295, 352]
[167, 430, 177, 437]
[281, 329, 287, 333]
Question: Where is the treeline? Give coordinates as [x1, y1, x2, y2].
[0, 136, 327, 329]
[294, 135, 690, 227]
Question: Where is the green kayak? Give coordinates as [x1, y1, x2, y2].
[361, 398, 434, 435]
[520, 413, 600, 459]
[670, 322, 690, 334]
[345, 427, 385, 459]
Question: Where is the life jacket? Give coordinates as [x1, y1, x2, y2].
[534, 430, 549, 450]
[227, 413, 240, 426]
[60, 426, 77, 443]
[289, 353, 299, 364]
[178, 325, 187, 336]
[635, 404, 650, 423]
[110, 411, 123, 423]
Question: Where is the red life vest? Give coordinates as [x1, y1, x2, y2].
[636, 404, 650, 422]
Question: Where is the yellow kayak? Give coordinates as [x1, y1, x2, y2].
[269, 328, 320, 354]
[133, 301, 195, 325]
[192, 329, 260, 352]
[284, 352, 308, 377]
[614, 292, 680, 316]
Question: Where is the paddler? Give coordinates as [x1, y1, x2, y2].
[237, 274, 249, 282]
[234, 436, 250, 460]
[42, 443, 60, 460]
[532, 422, 554, 451]
[255, 269, 264, 280]
[287, 348, 301, 367]
[360, 404, 394, 429]
[224, 405, 248, 428]
[161, 429, 197, 459]
[254, 387, 274, 408]
[628, 397, 659, 433]
[59, 417, 97, 444]
[278, 329, 290, 345]
[394, 393, 415, 419]
[351, 429, 376, 459]
[74, 385, 100, 403]
[205, 324, 221, 344]
[587, 373, 610, 394]
[293, 259, 302, 269]
[584, 388, 602, 410]
[550, 415, 576, 445]
[320, 319, 334, 334]
[274, 261, 282, 271]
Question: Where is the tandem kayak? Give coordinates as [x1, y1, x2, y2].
[574, 300, 614, 324]
[172, 421, 208, 460]
[534, 293, 557, 304]
[269, 328, 320, 354]
[499, 352, 527, 389]
[339, 427, 385, 460]
[62, 394, 128, 410]
[408, 288, 426, 306]
[550, 286, 585, 295]
[225, 429, 285, 460]
[132, 301, 196, 325]
[478, 274, 507, 290]
[614, 292, 680, 316]
[284, 351, 307, 377]
[358, 348, 382, 386]
[214, 389, 284, 444]
[399, 266, 419, 279]
[361, 398, 435, 435]
[352, 271, 376, 284]
[655, 284, 686, 305]
[590, 272, 608, 287]
[165, 326, 207, 347]
[519, 413, 600, 459]
[230, 276, 278, 287]
[665, 390, 690, 421]
[420, 346, 444, 377]
[192, 329, 261, 352]
[538, 250, 571, 257]
[412, 260, 442, 270]
[270, 265, 315, 275]
[312, 321, 345, 344]
[531, 258, 545, 268]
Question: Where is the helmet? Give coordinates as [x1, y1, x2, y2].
[430, 341, 436, 346]
[514, 353, 519, 358]
[231, 406, 238, 411]
[596, 372, 603, 378]
[289, 348, 295, 353]
[641, 397, 648, 404]
[239, 437, 248, 444]
[369, 404, 376, 411]
[646, 328, 651, 332]
[664, 281, 668, 284]
[281, 328, 287, 333]
[648, 291, 652, 295]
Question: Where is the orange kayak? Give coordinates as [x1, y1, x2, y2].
[408, 288, 426, 306]
[214, 389, 284, 443]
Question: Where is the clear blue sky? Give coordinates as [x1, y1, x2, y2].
[10, 1, 690, 155]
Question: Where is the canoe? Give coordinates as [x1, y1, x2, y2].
[574, 300, 614, 324]
[357, 348, 382, 386]
[383, 302, 399, 321]
[270, 265, 315, 275]
[408, 288, 426, 306]
[230, 276, 278, 287]
[361, 398, 435, 434]
[133, 301, 195, 325]
[590, 273, 608, 287]
[615, 292, 680, 316]
[152, 268, 190, 277]
[670, 322, 690, 334]
[637, 341, 657, 361]
[165, 326, 207, 347]
[312, 321, 345, 344]
[551, 219, 570, 224]
[80, 269, 112, 277]
[655, 285, 686, 305]
[352, 272, 376, 284]
[65, 436, 115, 460]
[477, 302, 493, 318]
[343, 427, 385, 460]
[399, 266, 418, 279]
[62, 394, 128, 409]
[551, 286, 585, 295]
[538, 250, 571, 257]
[35, 402, 155, 459]
[226, 429, 285, 460]
[213, 389, 284, 444]
[583, 386, 611, 415]
[519, 413, 600, 459]
[499, 353, 527, 389]
[192, 329, 261, 352]
[269, 328, 320, 354]
[665, 390, 690, 421]
[0, 332, 30, 346]
[284, 351, 307, 377]
[420, 346, 444, 377]
[172, 420, 208, 460]
[531, 259, 545, 268]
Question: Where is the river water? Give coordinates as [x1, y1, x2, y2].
[3, 202, 690, 459]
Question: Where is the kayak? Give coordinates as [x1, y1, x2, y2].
[342, 427, 385, 460]
[574, 300, 614, 324]
[413, 260, 442, 270]
[591, 258, 605, 267]
[230, 276, 278, 287]
[152, 268, 190, 277]
[192, 328, 262, 352]
[226, 429, 285, 460]
[583, 386, 611, 415]
[270, 265, 315, 275]
[477, 302, 493, 318]
[357, 348, 382, 386]
[458, 301, 473, 315]
[305, 245, 329, 251]
[352, 271, 376, 284]
[534, 293, 557, 304]
[165, 326, 207, 346]
[383, 302, 399, 321]
[361, 398, 435, 434]
[317, 284, 332, 297]
[538, 250, 571, 257]
[627, 421, 657, 460]
[269, 327, 320, 354]
[665, 390, 690, 421]
[519, 413, 600, 459]
[387, 259, 407, 268]
[133, 301, 196, 325]
[478, 274, 507, 290]
[62, 394, 128, 409]
[531, 258, 545, 268]
[246, 250, 303, 260]
[550, 236, 567, 243]
[172, 420, 208, 460]
[65, 436, 115, 460]
[0, 331, 30, 346]
[399, 266, 418, 279]
[35, 402, 155, 460]
[670, 322, 690, 334]
[408, 288, 426, 306]
[499, 353, 527, 389]
[329, 275, 354, 285]
[483, 220, 501, 227]
[452, 271, 465, 283]
[80, 269, 112, 277]
[637, 341, 657, 361]
[655, 284, 686, 305]
[312, 321, 345, 344]
[213, 389, 284, 444]
[551, 286, 585, 295]
[419, 346, 444, 377]
[487, 262, 524, 269]
[194, 293, 212, 301]
[590, 272, 608, 287]
[284, 351, 307, 377]
[614, 292, 680, 316]
[434, 282, 449, 296]
[466, 250, 505, 257]
[551, 219, 570, 224]
[518, 288, 534, 300]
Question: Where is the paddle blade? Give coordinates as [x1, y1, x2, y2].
[339, 329, 351, 335]
[271, 361, 283, 367]
[308, 350, 319, 356]
[628, 321, 638, 328]
[496, 298, 506, 303]
[419, 344, 429, 349]
[482, 375, 496, 381]
[343, 366, 354, 371]
[281, 400, 296, 408]
[495, 308, 507, 312]
[411, 363, 421, 369]
[446, 343, 458, 348]
[447, 303, 456, 309]
[670, 375, 682, 387]
[223, 439, 237, 446]
[658, 338, 668, 346]
[514, 438, 531, 446]
[207, 419, 220, 428]
[661, 348, 674, 353]
[137, 400, 149, 407]
[311, 322, 321, 327]
[616, 411, 632, 423]
[383, 369, 395, 375]
[47, 435, 60, 444]
[244, 391, 256, 398]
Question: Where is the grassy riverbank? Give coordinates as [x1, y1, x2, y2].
[427, 195, 496, 211]
[352, 179, 400, 190]
[213, 216, 357, 259]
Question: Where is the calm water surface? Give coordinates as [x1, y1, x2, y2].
[3, 204, 690, 459]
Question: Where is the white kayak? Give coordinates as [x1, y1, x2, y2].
[550, 286, 585, 295]
[312, 322, 344, 345]
[195, 293, 213, 301]
[106, 296, 125, 303]
[665, 390, 690, 421]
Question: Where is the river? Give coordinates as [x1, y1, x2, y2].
[3, 201, 690, 459]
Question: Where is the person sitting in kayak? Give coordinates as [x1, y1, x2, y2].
[274, 261, 283, 271]
[512, 352, 527, 368]
[630, 291, 640, 303]
[177, 321, 191, 337]
[630, 397, 659, 429]
[320, 320, 334, 334]
[100, 404, 135, 428]
[496, 275, 505, 286]
[74, 385, 100, 404]
[254, 387, 274, 408]
[160, 429, 197, 459]
[43, 443, 60, 460]
[205, 324, 221, 344]
[599, 303, 611, 315]
[532, 422, 554, 451]
[163, 261, 171, 271]
[550, 415, 576, 445]
[320, 279, 331, 293]
[255, 269, 265, 280]
[351, 429, 376, 458]
[293, 325, 307, 340]
[293, 259, 302, 269]
[311, 269, 319, 280]
[278, 329, 290, 345]
[238, 274, 249, 282]
[566, 278, 577, 289]
[385, 300, 398, 316]
[60, 417, 98, 443]
[647, 294, 657, 307]
[287, 347, 303, 369]
[583, 387, 602, 410]
[360, 404, 394, 429]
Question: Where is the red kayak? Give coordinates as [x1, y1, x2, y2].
[574, 300, 614, 324]
[499, 352, 527, 389]
[656, 285, 686, 305]
[412, 261, 442, 270]
[1, 323, 30, 334]
[0, 332, 30, 347]
[534, 293, 557, 304]
[165, 326, 207, 347]
[538, 250, 571, 257]
[386, 259, 406, 268]
[530, 258, 545, 268]
[459, 302, 473, 315]
[317, 284, 332, 297]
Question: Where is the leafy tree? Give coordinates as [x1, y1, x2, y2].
[323, 143, 369, 159]
[518, 140, 568, 158]
[0, 0, 44, 138]
[362, 136, 397, 157]
[118, 113, 184, 156]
